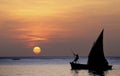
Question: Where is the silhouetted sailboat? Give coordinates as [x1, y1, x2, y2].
[70, 29, 112, 71]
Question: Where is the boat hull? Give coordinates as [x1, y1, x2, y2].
[70, 62, 112, 71]
[70, 62, 88, 70]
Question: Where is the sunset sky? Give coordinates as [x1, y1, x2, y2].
[0, 0, 120, 56]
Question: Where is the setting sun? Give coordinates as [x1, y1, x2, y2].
[33, 46, 41, 55]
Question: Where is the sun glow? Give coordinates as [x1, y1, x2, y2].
[33, 46, 41, 55]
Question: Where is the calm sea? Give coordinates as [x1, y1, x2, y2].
[0, 57, 120, 76]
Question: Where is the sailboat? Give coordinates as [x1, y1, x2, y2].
[70, 29, 112, 71]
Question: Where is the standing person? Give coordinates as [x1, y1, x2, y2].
[72, 52, 79, 63]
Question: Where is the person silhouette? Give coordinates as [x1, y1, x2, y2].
[72, 52, 79, 63]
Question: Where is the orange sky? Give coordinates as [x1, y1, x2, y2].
[0, 0, 120, 56]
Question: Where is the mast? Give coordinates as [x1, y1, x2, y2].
[88, 29, 108, 71]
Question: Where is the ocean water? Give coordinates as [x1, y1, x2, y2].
[0, 57, 120, 76]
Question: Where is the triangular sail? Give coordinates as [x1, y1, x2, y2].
[87, 29, 108, 70]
